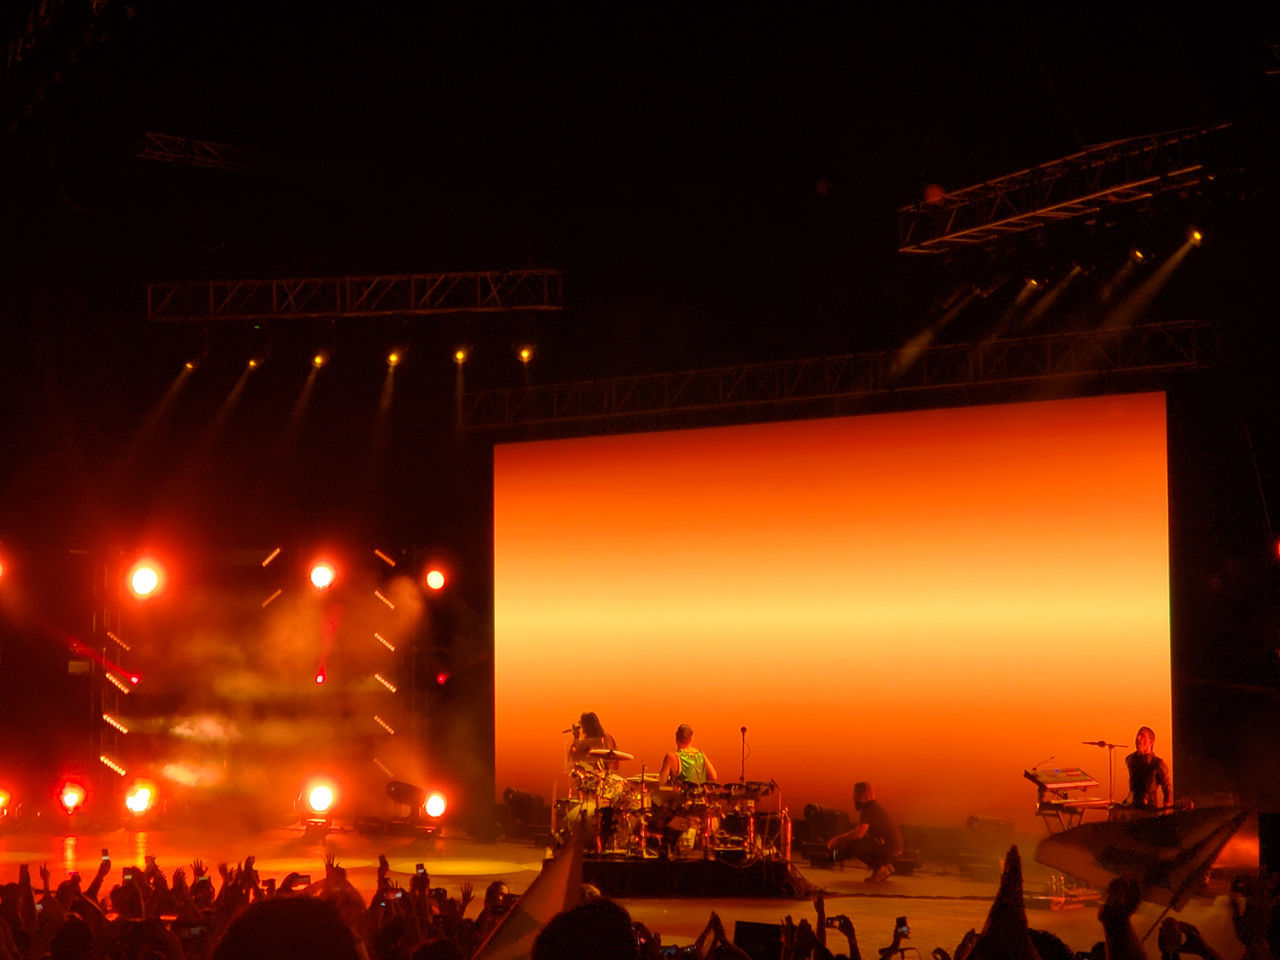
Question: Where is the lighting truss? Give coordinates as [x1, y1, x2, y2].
[898, 123, 1234, 254]
[147, 269, 564, 323]
[136, 132, 264, 171]
[460, 321, 1215, 430]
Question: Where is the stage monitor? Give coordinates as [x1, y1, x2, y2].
[493, 393, 1171, 830]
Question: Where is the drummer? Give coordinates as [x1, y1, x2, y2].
[658, 723, 718, 787]
[568, 712, 620, 771]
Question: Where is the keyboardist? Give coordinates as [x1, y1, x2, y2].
[1121, 725, 1172, 814]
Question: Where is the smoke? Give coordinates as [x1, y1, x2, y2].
[115, 562, 427, 818]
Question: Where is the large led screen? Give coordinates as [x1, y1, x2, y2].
[494, 393, 1171, 831]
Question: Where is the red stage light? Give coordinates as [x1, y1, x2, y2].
[424, 791, 447, 819]
[305, 781, 337, 816]
[315, 667, 326, 685]
[59, 781, 86, 814]
[125, 779, 156, 814]
[0, 789, 11, 814]
[128, 560, 164, 599]
[310, 562, 336, 590]
[435, 671, 450, 686]
[425, 569, 445, 591]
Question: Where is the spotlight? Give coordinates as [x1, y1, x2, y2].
[425, 791, 447, 819]
[59, 780, 87, 815]
[128, 560, 163, 599]
[386, 780, 426, 812]
[302, 779, 339, 827]
[248, 358, 262, 369]
[307, 784, 336, 815]
[315, 667, 326, 685]
[313, 351, 329, 369]
[518, 346, 533, 364]
[309, 562, 336, 590]
[453, 348, 468, 364]
[1132, 249, 1145, 261]
[1191, 229, 1203, 244]
[125, 779, 157, 815]
[424, 569, 445, 591]
[0, 788, 11, 816]
[387, 350, 402, 367]
[183, 360, 198, 371]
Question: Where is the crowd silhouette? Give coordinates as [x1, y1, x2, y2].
[0, 845, 1275, 959]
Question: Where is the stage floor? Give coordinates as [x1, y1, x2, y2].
[0, 822, 1258, 958]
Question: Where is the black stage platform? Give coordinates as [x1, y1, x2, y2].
[582, 854, 817, 898]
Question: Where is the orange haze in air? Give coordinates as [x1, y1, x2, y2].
[494, 393, 1171, 831]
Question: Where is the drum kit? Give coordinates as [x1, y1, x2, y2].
[554, 747, 786, 860]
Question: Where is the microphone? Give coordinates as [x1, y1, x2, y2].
[740, 726, 747, 735]
[1081, 740, 1107, 747]
[562, 728, 575, 734]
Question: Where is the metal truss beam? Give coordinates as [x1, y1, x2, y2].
[136, 132, 264, 171]
[147, 269, 564, 323]
[898, 123, 1233, 254]
[460, 321, 1214, 430]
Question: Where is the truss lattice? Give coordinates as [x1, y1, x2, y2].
[461, 321, 1214, 430]
[898, 124, 1233, 254]
[147, 269, 564, 323]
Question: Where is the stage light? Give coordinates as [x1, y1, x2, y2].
[128, 560, 163, 599]
[1132, 249, 1145, 261]
[519, 346, 533, 364]
[425, 569, 445, 591]
[315, 667, 326, 684]
[453, 348, 468, 364]
[0, 788, 11, 815]
[304, 781, 337, 816]
[248, 358, 262, 369]
[387, 350, 402, 367]
[309, 562, 336, 590]
[386, 780, 426, 811]
[59, 781, 87, 814]
[313, 351, 329, 369]
[125, 779, 156, 814]
[424, 791, 447, 819]
[435, 671, 450, 686]
[1191, 229, 1203, 244]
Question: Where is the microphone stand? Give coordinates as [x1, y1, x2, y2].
[739, 726, 747, 783]
[1083, 740, 1124, 801]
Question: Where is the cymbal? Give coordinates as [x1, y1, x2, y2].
[588, 748, 635, 761]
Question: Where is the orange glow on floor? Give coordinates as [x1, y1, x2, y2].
[494, 394, 1171, 831]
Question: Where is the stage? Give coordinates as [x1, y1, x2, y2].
[0, 820, 1259, 957]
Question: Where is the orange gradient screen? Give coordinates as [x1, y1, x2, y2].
[494, 394, 1171, 831]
